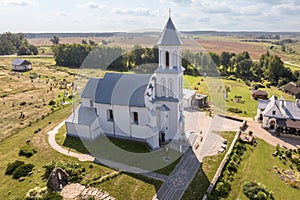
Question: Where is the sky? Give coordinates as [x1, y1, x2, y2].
[0, 0, 299, 33]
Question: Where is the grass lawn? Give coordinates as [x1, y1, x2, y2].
[227, 139, 300, 200]
[0, 105, 162, 199]
[184, 74, 296, 118]
[56, 125, 182, 176]
[182, 131, 237, 199]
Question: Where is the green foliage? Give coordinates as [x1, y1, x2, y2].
[42, 160, 85, 182]
[12, 163, 35, 179]
[5, 160, 25, 175]
[212, 141, 247, 198]
[26, 187, 47, 200]
[228, 107, 243, 113]
[25, 187, 63, 200]
[0, 32, 38, 55]
[42, 192, 63, 200]
[52, 44, 159, 72]
[215, 181, 232, 197]
[242, 181, 274, 200]
[19, 145, 36, 158]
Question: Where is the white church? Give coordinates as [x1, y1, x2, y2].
[66, 16, 195, 150]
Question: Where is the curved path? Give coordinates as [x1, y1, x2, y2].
[47, 121, 94, 162]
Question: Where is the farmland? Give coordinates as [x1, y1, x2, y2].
[28, 33, 300, 64]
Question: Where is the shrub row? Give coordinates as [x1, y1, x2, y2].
[209, 141, 247, 199]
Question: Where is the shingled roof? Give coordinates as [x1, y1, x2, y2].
[12, 59, 31, 66]
[81, 73, 152, 107]
[157, 17, 182, 45]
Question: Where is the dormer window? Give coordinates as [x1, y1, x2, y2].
[272, 111, 276, 115]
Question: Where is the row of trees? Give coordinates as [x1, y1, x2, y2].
[52, 44, 158, 71]
[183, 50, 296, 86]
[0, 32, 38, 55]
[52, 43, 298, 87]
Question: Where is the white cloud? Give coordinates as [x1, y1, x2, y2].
[114, 7, 156, 16]
[272, 3, 300, 15]
[1, 0, 37, 7]
[52, 11, 72, 17]
[160, 0, 192, 6]
[78, 2, 105, 9]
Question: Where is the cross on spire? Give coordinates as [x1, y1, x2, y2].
[169, 8, 171, 18]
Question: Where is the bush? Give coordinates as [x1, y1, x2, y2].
[215, 181, 231, 198]
[43, 192, 63, 200]
[12, 163, 35, 179]
[228, 107, 243, 113]
[242, 181, 274, 200]
[245, 79, 251, 86]
[19, 145, 36, 158]
[5, 160, 25, 175]
[20, 101, 26, 106]
[48, 100, 56, 106]
[26, 187, 47, 199]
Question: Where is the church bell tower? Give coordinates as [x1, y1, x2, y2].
[155, 12, 184, 100]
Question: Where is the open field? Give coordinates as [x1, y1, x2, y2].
[0, 57, 75, 141]
[0, 56, 162, 199]
[227, 139, 300, 199]
[28, 34, 300, 64]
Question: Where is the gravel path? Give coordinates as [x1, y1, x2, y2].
[244, 121, 300, 149]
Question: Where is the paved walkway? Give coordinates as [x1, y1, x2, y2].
[47, 121, 94, 162]
[244, 121, 300, 149]
[154, 148, 200, 200]
[48, 121, 169, 182]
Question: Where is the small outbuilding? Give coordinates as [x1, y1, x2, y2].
[12, 59, 32, 71]
[251, 89, 268, 100]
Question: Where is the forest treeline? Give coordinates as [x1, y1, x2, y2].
[0, 32, 38, 55]
[52, 43, 299, 87]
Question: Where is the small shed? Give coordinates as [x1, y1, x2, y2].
[12, 59, 32, 71]
[251, 90, 268, 100]
[280, 82, 300, 97]
[183, 89, 196, 109]
[195, 93, 208, 108]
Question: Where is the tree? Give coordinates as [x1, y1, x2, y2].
[89, 40, 96, 46]
[50, 36, 60, 45]
[17, 46, 31, 55]
[28, 44, 38, 55]
[81, 39, 87, 44]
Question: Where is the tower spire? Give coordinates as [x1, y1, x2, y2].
[169, 8, 171, 18]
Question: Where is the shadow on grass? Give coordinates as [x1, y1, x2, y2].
[125, 172, 163, 192]
[181, 164, 210, 200]
[62, 136, 89, 154]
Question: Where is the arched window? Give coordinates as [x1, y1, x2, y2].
[166, 51, 169, 67]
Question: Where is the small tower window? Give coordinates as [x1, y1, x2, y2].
[133, 112, 139, 125]
[272, 111, 276, 115]
[108, 109, 114, 121]
[166, 51, 169, 67]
